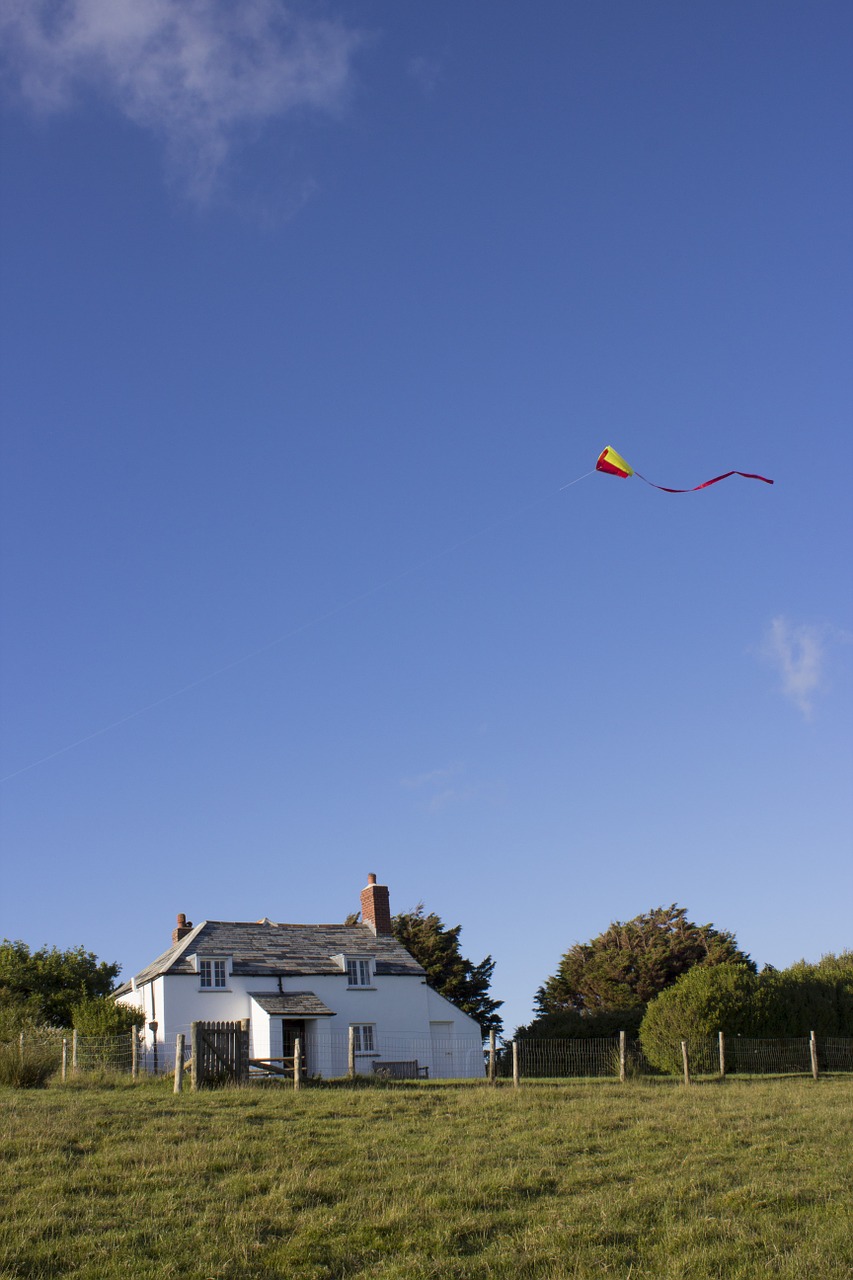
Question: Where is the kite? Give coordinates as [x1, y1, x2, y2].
[595, 446, 773, 492]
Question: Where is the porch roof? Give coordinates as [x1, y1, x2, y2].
[249, 991, 336, 1017]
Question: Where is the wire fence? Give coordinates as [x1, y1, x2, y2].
[498, 1033, 853, 1081]
[9, 1029, 150, 1076]
[5, 1029, 853, 1084]
[497, 1036, 635, 1079]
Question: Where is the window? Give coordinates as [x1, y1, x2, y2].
[351, 1024, 375, 1053]
[346, 958, 372, 987]
[199, 958, 227, 989]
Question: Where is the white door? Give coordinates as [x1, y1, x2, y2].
[429, 1020, 454, 1079]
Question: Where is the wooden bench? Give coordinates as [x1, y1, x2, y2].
[372, 1060, 429, 1079]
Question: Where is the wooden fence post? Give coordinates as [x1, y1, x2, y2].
[174, 1033, 185, 1093]
[512, 1040, 520, 1088]
[131, 1031, 139, 1080]
[61, 1038, 68, 1083]
[681, 1040, 691, 1086]
[718, 1031, 726, 1079]
[72, 1029, 79, 1074]
[809, 1031, 819, 1081]
[19, 1031, 24, 1062]
[190, 1022, 201, 1091]
[293, 1035, 303, 1091]
[240, 1019, 250, 1084]
[619, 1031, 626, 1083]
[488, 1030, 496, 1084]
[348, 1026, 356, 1078]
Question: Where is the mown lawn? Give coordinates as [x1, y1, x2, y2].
[1, 1076, 851, 1279]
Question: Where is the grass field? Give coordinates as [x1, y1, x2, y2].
[2, 1076, 851, 1279]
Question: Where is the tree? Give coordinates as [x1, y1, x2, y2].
[0, 940, 120, 1031]
[515, 1007, 646, 1040]
[529, 905, 753, 1034]
[391, 905, 503, 1036]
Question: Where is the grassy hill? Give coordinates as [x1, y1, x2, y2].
[2, 1076, 851, 1278]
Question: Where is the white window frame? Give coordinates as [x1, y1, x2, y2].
[350, 1023, 376, 1054]
[199, 958, 228, 990]
[346, 957, 373, 987]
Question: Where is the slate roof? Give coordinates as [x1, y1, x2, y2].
[122, 920, 425, 988]
[249, 992, 336, 1017]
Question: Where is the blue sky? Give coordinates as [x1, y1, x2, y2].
[1, 1, 851, 1035]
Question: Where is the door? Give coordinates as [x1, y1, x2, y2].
[430, 1020, 454, 1079]
[282, 1020, 307, 1073]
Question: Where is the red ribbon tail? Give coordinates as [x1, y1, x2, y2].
[635, 470, 773, 492]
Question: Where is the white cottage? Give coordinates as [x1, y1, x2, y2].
[115, 875, 484, 1078]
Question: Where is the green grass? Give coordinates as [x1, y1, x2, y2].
[1, 1076, 851, 1279]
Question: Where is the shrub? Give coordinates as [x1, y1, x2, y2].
[641, 953, 853, 1074]
[71, 997, 145, 1035]
[640, 963, 760, 1074]
[0, 1040, 60, 1088]
[760, 954, 853, 1036]
[0, 1000, 41, 1041]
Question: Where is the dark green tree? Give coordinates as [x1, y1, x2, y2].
[528, 905, 753, 1035]
[391, 905, 503, 1036]
[0, 940, 120, 1030]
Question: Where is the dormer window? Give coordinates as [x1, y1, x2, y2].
[346, 958, 372, 987]
[199, 958, 228, 990]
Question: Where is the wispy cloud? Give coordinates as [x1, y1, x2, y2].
[761, 616, 840, 718]
[0, 0, 364, 200]
[401, 761, 472, 812]
[400, 762, 464, 792]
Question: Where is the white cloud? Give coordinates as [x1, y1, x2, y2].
[400, 763, 464, 791]
[399, 761, 483, 813]
[0, 0, 363, 199]
[762, 616, 826, 718]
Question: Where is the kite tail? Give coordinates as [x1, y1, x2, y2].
[634, 470, 774, 493]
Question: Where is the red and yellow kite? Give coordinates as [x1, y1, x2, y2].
[596, 446, 773, 492]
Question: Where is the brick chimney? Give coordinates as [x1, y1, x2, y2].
[360, 874, 392, 935]
[172, 912, 194, 945]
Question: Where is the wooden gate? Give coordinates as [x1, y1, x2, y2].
[190, 1020, 249, 1090]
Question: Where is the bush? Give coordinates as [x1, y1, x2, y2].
[760, 955, 853, 1036]
[640, 964, 760, 1074]
[639, 952, 853, 1074]
[71, 996, 145, 1035]
[0, 1040, 60, 1088]
[0, 1001, 41, 1041]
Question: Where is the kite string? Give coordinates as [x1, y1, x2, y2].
[1, 470, 595, 784]
[559, 469, 595, 491]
